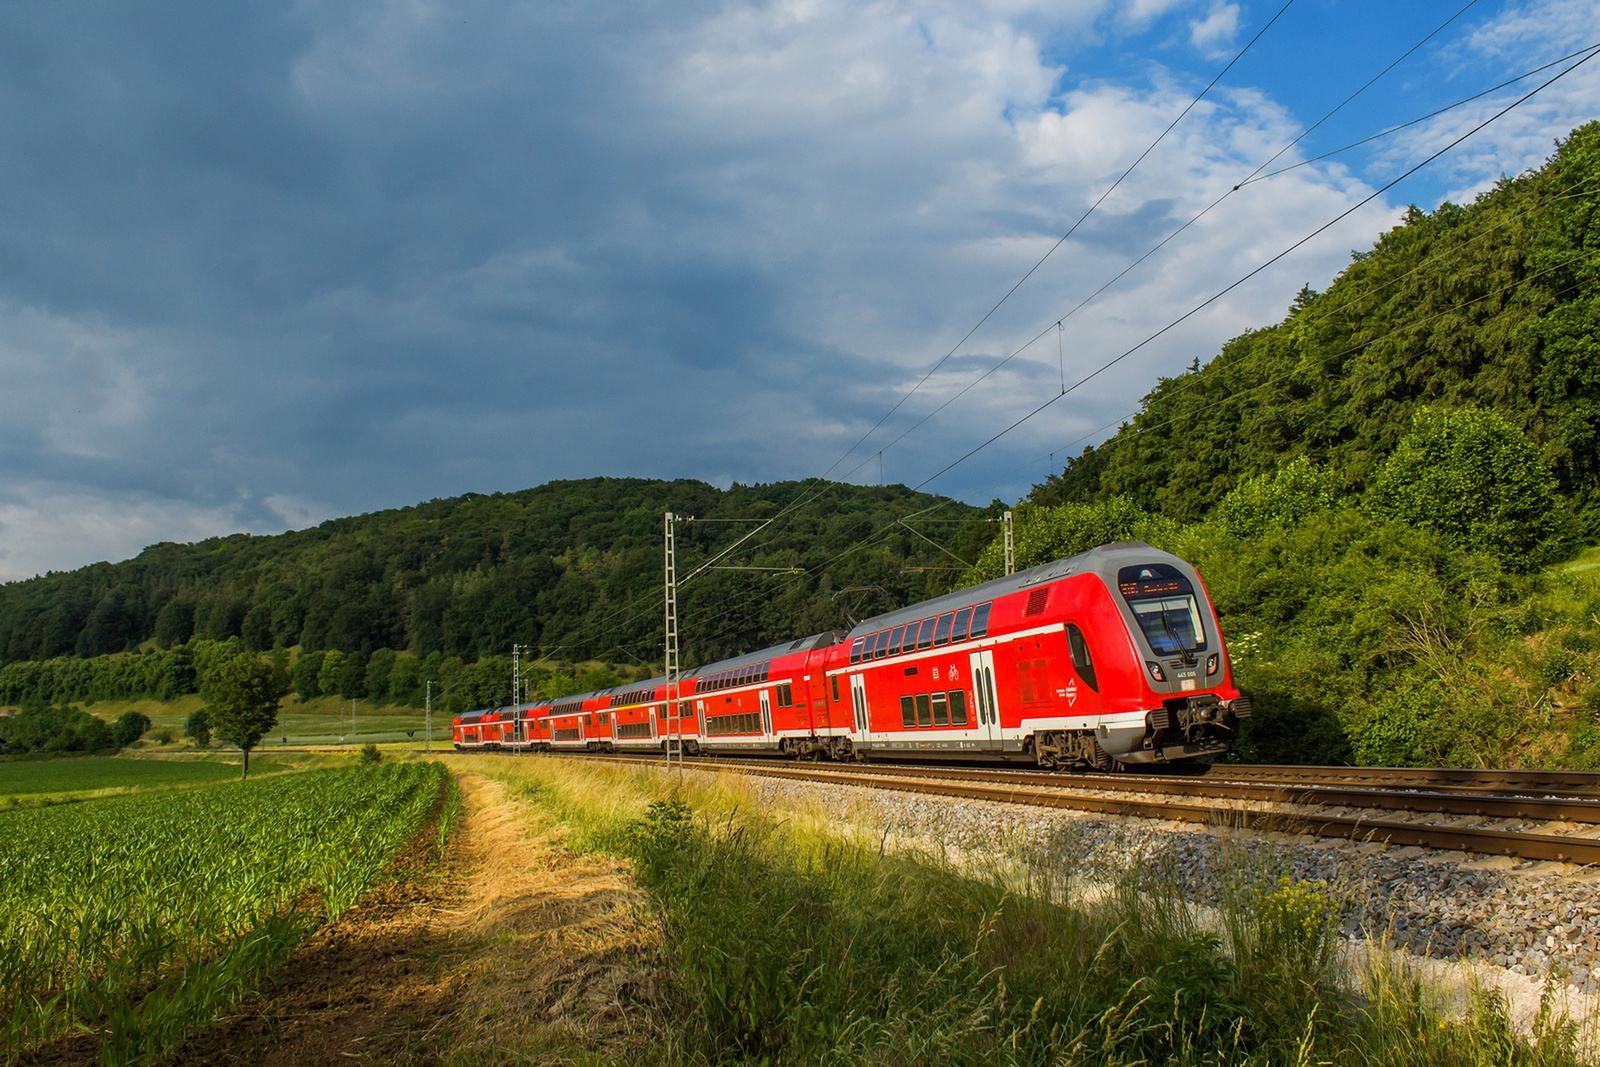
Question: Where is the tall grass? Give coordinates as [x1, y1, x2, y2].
[0, 761, 447, 1065]
[474, 756, 1589, 1067]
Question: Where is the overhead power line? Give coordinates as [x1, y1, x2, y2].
[908, 44, 1600, 494]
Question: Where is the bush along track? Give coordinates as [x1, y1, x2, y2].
[490, 756, 1588, 1067]
[0, 761, 449, 1065]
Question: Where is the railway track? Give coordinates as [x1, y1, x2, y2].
[576, 753, 1600, 865]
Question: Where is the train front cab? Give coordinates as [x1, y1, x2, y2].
[828, 542, 1248, 769]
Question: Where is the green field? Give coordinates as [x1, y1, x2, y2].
[0, 761, 447, 1063]
[0, 754, 314, 805]
[2, 694, 441, 749]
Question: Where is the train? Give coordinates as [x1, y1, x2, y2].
[450, 541, 1250, 769]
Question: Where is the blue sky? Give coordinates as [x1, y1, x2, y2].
[0, 0, 1595, 579]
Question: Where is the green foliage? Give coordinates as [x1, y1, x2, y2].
[111, 710, 151, 748]
[0, 704, 115, 754]
[1214, 455, 1338, 539]
[0, 640, 230, 707]
[1366, 405, 1565, 570]
[184, 708, 212, 748]
[202, 654, 282, 774]
[0, 478, 978, 672]
[291, 649, 324, 703]
[0, 762, 445, 1062]
[955, 496, 1160, 589]
[1042, 122, 1600, 525]
[357, 742, 381, 765]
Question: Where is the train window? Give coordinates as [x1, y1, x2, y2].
[776, 682, 793, 707]
[1065, 624, 1099, 692]
[900, 696, 915, 727]
[761, 663, 769, 682]
[874, 630, 891, 659]
[951, 606, 972, 643]
[933, 612, 954, 647]
[850, 638, 865, 664]
[931, 691, 949, 726]
[831, 675, 840, 702]
[970, 602, 992, 638]
[948, 689, 969, 726]
[915, 693, 932, 727]
[916, 617, 936, 650]
[887, 624, 905, 656]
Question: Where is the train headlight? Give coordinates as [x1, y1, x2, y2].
[1146, 661, 1166, 682]
[1206, 653, 1219, 676]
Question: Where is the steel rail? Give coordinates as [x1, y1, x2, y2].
[673, 760, 1600, 865]
[569, 753, 1600, 865]
[578, 751, 1600, 824]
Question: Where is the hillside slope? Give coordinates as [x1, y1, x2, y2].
[974, 124, 1600, 768]
[0, 478, 993, 669]
[1034, 121, 1600, 527]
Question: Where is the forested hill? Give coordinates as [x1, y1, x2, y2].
[0, 479, 993, 668]
[1033, 121, 1600, 528]
[963, 123, 1600, 769]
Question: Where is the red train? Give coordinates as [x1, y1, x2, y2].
[451, 541, 1250, 769]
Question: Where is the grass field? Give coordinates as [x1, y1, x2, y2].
[0, 760, 448, 1064]
[0, 752, 336, 808]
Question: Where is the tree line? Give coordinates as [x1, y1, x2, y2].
[0, 479, 994, 670]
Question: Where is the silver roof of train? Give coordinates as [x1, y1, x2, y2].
[846, 541, 1188, 638]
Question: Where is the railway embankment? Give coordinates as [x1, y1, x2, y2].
[736, 770, 1600, 997]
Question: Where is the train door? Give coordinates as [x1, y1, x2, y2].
[849, 673, 868, 742]
[759, 688, 772, 738]
[968, 650, 1000, 746]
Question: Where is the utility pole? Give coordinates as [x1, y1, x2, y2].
[425, 681, 433, 753]
[512, 643, 521, 707]
[1003, 510, 1015, 576]
[352, 697, 357, 745]
[511, 642, 522, 753]
[664, 511, 682, 780]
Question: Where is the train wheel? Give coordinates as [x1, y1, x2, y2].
[1088, 739, 1116, 773]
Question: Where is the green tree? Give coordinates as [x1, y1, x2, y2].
[1365, 406, 1564, 570]
[112, 710, 151, 747]
[291, 650, 325, 703]
[203, 653, 282, 780]
[184, 707, 212, 748]
[317, 650, 347, 699]
[1214, 456, 1337, 539]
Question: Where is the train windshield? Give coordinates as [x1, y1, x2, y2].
[1117, 564, 1208, 656]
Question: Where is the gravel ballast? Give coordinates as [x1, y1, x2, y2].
[718, 771, 1600, 995]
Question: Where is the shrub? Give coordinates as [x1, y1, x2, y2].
[1214, 455, 1338, 538]
[1366, 406, 1564, 570]
[358, 743, 382, 765]
[1, 705, 115, 753]
[112, 710, 152, 748]
[184, 708, 212, 749]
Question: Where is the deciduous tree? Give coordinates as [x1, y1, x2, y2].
[203, 653, 281, 780]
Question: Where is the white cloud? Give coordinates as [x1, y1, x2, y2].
[2, 0, 1596, 579]
[1188, 1, 1238, 57]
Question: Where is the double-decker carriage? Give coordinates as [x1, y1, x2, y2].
[453, 542, 1247, 769]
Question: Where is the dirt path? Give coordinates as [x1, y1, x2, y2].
[172, 773, 663, 1065]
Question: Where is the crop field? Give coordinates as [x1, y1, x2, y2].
[0, 754, 298, 804]
[0, 760, 447, 1064]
